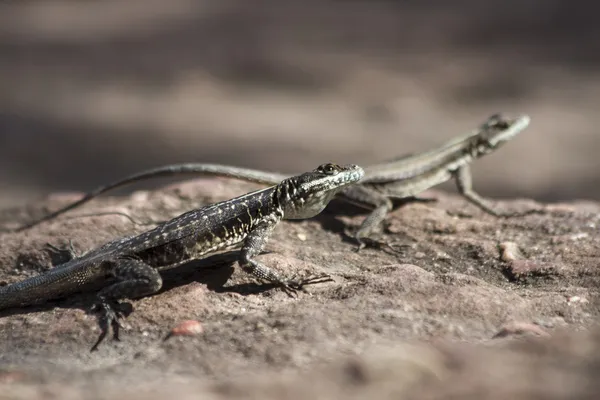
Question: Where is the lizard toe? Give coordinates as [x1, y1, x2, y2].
[90, 300, 128, 351]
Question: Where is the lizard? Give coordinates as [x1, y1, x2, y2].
[0, 163, 364, 351]
[9, 113, 537, 250]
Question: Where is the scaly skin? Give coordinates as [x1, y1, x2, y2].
[10, 113, 539, 249]
[0, 163, 364, 350]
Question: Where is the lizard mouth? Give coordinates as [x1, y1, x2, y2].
[326, 166, 364, 191]
[303, 164, 364, 193]
[340, 166, 364, 182]
[338, 164, 365, 184]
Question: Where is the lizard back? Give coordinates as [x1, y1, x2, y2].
[127, 186, 280, 268]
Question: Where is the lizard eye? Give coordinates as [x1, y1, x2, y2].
[485, 114, 509, 130]
[319, 163, 339, 175]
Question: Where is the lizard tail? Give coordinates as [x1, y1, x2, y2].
[0, 263, 99, 310]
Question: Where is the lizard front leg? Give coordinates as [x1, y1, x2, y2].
[343, 186, 394, 251]
[91, 258, 163, 351]
[454, 165, 542, 217]
[239, 223, 331, 297]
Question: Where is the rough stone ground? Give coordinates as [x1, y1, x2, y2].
[0, 177, 599, 399]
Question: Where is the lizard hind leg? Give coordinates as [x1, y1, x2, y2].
[90, 258, 163, 352]
[44, 240, 79, 266]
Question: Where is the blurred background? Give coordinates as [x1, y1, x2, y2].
[1, 0, 599, 209]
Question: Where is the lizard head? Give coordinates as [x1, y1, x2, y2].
[471, 113, 531, 157]
[278, 163, 364, 219]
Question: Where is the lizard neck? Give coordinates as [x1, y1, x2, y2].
[276, 178, 336, 220]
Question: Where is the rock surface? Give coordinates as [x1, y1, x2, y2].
[0, 178, 599, 399]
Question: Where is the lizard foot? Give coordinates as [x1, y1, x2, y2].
[498, 208, 547, 218]
[353, 240, 367, 253]
[344, 227, 371, 254]
[353, 236, 410, 255]
[44, 240, 78, 265]
[280, 274, 334, 297]
[90, 300, 130, 352]
[379, 240, 412, 256]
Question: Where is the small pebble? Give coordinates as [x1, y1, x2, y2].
[0, 370, 26, 384]
[492, 322, 550, 339]
[164, 320, 204, 341]
[498, 242, 523, 262]
[567, 296, 589, 304]
[130, 191, 151, 204]
[569, 233, 588, 241]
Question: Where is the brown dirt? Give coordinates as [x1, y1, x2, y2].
[1, 178, 599, 399]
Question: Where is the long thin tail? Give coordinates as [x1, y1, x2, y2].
[13, 163, 287, 232]
[0, 263, 97, 310]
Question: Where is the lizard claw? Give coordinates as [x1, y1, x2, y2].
[296, 274, 334, 286]
[281, 273, 333, 297]
[352, 235, 410, 256]
[280, 284, 299, 298]
[90, 300, 129, 352]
